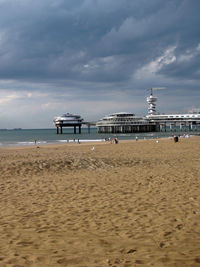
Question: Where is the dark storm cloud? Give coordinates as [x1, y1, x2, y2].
[0, 0, 199, 84]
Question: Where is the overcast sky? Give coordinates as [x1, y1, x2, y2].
[0, 0, 199, 128]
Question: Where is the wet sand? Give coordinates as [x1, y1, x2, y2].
[0, 137, 200, 266]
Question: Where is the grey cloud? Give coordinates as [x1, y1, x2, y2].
[1, 1, 198, 77]
[1, 0, 191, 83]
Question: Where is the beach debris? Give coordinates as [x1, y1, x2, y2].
[91, 146, 95, 151]
[176, 224, 183, 230]
[156, 140, 159, 143]
[127, 248, 137, 254]
[159, 241, 165, 248]
[106, 258, 111, 265]
[195, 258, 200, 263]
[163, 231, 172, 237]
[106, 258, 122, 265]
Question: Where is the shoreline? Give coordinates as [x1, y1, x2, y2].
[0, 133, 197, 150]
[0, 135, 198, 154]
[0, 135, 172, 150]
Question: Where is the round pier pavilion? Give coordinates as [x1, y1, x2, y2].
[53, 113, 83, 134]
[96, 112, 157, 133]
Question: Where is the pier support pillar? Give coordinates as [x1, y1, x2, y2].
[189, 122, 192, 131]
[60, 127, 63, 134]
[88, 124, 90, 134]
[164, 123, 166, 132]
[180, 123, 184, 131]
[74, 126, 76, 134]
[79, 125, 81, 134]
[57, 127, 59, 134]
[191, 122, 196, 131]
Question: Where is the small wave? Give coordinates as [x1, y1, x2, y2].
[37, 141, 47, 144]
[115, 134, 131, 136]
[58, 139, 104, 143]
[16, 140, 47, 146]
[17, 141, 35, 145]
[78, 139, 104, 143]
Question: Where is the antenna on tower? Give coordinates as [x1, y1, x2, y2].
[151, 87, 166, 93]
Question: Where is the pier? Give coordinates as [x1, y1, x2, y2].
[97, 123, 157, 134]
[54, 91, 200, 135]
[146, 89, 200, 132]
[54, 113, 84, 134]
[96, 112, 158, 134]
[56, 123, 82, 134]
[150, 118, 200, 132]
[54, 113, 96, 134]
[82, 122, 96, 134]
[55, 122, 96, 134]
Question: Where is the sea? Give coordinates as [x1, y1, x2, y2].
[0, 127, 199, 147]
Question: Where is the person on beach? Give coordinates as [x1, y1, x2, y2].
[174, 136, 179, 142]
[34, 139, 40, 148]
[114, 138, 118, 144]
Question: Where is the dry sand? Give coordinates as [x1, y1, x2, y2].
[0, 137, 200, 267]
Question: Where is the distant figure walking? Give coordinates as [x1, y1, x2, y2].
[114, 138, 118, 144]
[136, 136, 138, 141]
[35, 139, 39, 148]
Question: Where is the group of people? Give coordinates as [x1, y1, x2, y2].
[104, 137, 119, 144]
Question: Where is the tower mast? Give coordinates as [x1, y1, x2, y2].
[146, 87, 165, 116]
[147, 88, 158, 115]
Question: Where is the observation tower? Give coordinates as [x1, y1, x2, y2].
[146, 88, 158, 116]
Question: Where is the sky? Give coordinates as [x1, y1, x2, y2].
[0, 0, 200, 128]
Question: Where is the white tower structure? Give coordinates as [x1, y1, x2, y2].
[146, 88, 158, 115]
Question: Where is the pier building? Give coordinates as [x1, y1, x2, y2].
[96, 112, 157, 133]
[146, 89, 200, 132]
[96, 89, 200, 134]
[53, 113, 83, 134]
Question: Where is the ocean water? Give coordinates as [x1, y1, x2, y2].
[0, 127, 199, 147]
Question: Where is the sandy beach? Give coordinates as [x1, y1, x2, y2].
[0, 137, 200, 266]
